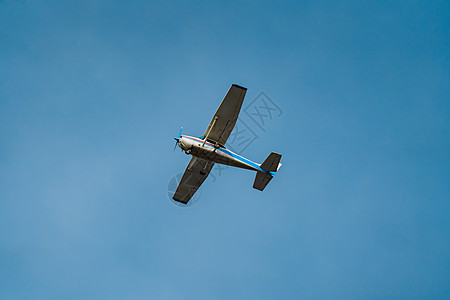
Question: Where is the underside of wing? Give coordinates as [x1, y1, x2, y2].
[172, 157, 215, 204]
[203, 84, 247, 146]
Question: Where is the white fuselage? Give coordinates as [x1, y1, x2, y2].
[177, 135, 265, 173]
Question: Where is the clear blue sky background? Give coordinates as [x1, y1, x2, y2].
[1, 1, 449, 299]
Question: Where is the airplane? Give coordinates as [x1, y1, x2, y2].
[172, 84, 282, 204]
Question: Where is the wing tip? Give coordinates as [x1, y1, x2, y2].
[231, 83, 247, 90]
[172, 196, 189, 205]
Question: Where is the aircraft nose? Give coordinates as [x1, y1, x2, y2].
[178, 137, 186, 149]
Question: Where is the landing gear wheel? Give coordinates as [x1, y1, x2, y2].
[199, 170, 206, 175]
[185, 148, 192, 155]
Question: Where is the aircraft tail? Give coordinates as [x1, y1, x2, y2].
[253, 152, 282, 191]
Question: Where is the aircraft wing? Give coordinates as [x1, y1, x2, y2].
[172, 157, 215, 204]
[203, 84, 247, 145]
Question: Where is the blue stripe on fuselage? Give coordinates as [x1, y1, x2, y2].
[220, 148, 277, 175]
[220, 148, 262, 171]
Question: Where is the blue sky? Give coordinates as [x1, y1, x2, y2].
[1, 0, 449, 299]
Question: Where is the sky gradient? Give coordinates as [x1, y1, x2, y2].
[1, 1, 449, 299]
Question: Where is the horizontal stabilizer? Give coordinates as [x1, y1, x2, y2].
[253, 172, 273, 191]
[260, 152, 282, 172]
[253, 152, 282, 191]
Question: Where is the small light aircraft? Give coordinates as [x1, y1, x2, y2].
[172, 84, 282, 204]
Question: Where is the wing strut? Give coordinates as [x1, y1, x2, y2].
[203, 116, 218, 146]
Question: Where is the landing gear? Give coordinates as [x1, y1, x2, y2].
[185, 148, 192, 155]
[199, 161, 209, 175]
